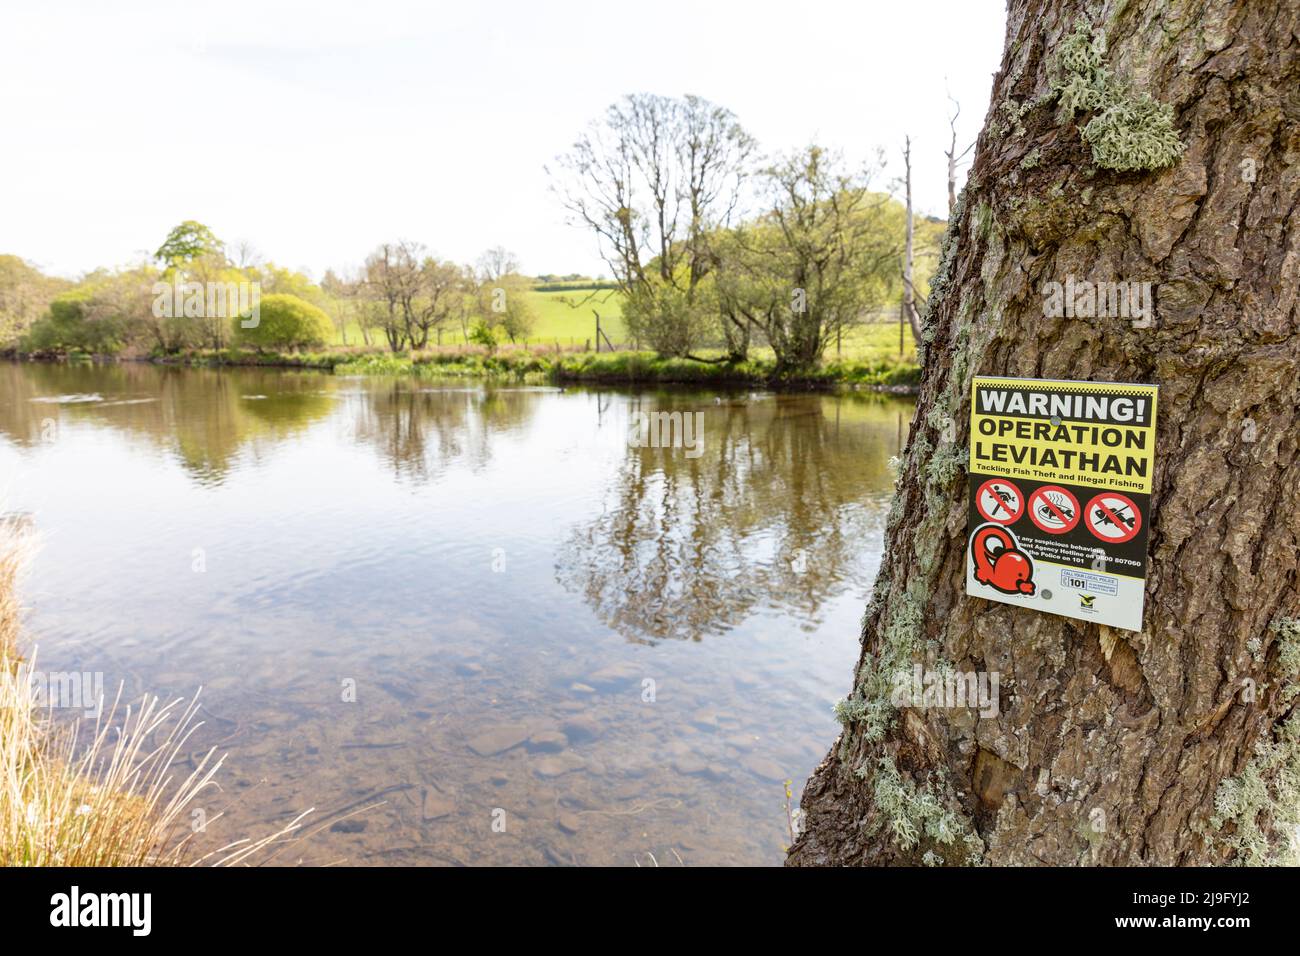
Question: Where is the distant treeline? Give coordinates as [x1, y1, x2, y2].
[532, 279, 619, 292]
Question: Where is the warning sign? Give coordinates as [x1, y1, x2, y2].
[1028, 485, 1080, 534]
[1084, 492, 1141, 543]
[975, 478, 1023, 524]
[966, 376, 1158, 632]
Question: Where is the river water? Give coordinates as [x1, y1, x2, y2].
[0, 360, 911, 865]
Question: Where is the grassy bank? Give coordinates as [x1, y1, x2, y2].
[0, 526, 307, 865]
[334, 346, 921, 390]
[13, 333, 921, 391]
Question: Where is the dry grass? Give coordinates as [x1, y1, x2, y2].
[0, 524, 311, 866]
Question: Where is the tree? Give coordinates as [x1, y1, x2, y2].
[154, 220, 223, 266]
[719, 147, 899, 373]
[409, 256, 466, 349]
[944, 93, 975, 215]
[0, 255, 70, 348]
[362, 242, 421, 351]
[152, 220, 243, 348]
[475, 248, 536, 344]
[360, 242, 465, 351]
[553, 93, 755, 357]
[21, 265, 159, 355]
[901, 136, 924, 346]
[232, 293, 332, 351]
[789, 1, 1300, 866]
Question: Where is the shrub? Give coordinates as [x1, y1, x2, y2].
[231, 293, 333, 351]
[468, 320, 498, 352]
[22, 290, 126, 355]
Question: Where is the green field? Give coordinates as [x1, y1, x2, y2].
[331, 286, 917, 365]
[525, 288, 627, 346]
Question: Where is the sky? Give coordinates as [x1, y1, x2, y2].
[0, 0, 1007, 281]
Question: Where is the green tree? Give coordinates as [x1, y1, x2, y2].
[475, 249, 536, 344]
[718, 148, 900, 372]
[231, 293, 332, 351]
[154, 220, 223, 266]
[0, 255, 70, 349]
[24, 288, 126, 354]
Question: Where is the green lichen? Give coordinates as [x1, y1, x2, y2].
[1210, 718, 1300, 866]
[846, 590, 928, 744]
[1019, 147, 1041, 170]
[1208, 616, 1300, 865]
[926, 444, 968, 490]
[1272, 617, 1300, 703]
[996, 98, 1035, 138]
[861, 757, 984, 864]
[1050, 16, 1184, 172]
[919, 187, 967, 356]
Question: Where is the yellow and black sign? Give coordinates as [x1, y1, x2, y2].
[966, 376, 1159, 632]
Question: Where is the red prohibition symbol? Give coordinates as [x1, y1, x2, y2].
[1027, 485, 1081, 534]
[1084, 492, 1142, 543]
[975, 478, 1024, 525]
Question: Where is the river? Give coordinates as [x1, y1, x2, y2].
[0, 360, 911, 865]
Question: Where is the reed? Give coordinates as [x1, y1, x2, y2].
[0, 526, 310, 866]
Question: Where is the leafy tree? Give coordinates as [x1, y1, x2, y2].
[231, 293, 332, 351]
[24, 286, 129, 354]
[0, 255, 70, 349]
[468, 319, 498, 352]
[154, 220, 223, 266]
[718, 147, 900, 372]
[361, 242, 467, 351]
[475, 248, 536, 343]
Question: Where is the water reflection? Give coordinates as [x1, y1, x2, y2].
[0, 361, 912, 865]
[557, 392, 905, 643]
[0, 362, 335, 485]
[344, 380, 540, 484]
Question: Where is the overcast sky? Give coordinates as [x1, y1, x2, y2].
[0, 0, 1007, 280]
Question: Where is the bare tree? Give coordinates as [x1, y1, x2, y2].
[901, 136, 924, 345]
[552, 93, 755, 356]
[476, 246, 520, 283]
[944, 93, 975, 215]
[363, 242, 420, 351]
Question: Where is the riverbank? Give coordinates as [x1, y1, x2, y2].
[0, 525, 307, 865]
[8, 345, 922, 392]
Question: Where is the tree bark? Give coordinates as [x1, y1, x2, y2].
[789, 0, 1300, 866]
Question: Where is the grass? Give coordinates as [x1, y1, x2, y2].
[332, 342, 920, 390]
[328, 286, 917, 361]
[0, 524, 311, 866]
[327, 288, 628, 349]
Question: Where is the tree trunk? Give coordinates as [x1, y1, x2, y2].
[789, 0, 1300, 866]
[903, 136, 925, 345]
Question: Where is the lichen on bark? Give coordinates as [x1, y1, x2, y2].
[1050, 15, 1185, 171]
[789, 0, 1300, 868]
